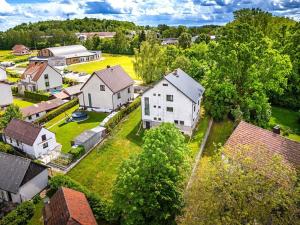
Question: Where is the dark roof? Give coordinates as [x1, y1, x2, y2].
[164, 68, 205, 103]
[0, 152, 47, 193]
[63, 84, 83, 96]
[21, 98, 65, 117]
[225, 121, 300, 169]
[4, 119, 42, 146]
[43, 187, 97, 225]
[82, 65, 134, 93]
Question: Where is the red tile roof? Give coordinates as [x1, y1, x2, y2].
[4, 119, 42, 146]
[225, 121, 300, 168]
[21, 63, 48, 81]
[43, 187, 97, 225]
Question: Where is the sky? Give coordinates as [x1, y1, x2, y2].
[0, 0, 299, 31]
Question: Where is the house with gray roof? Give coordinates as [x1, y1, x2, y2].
[0, 152, 48, 203]
[141, 68, 205, 135]
[79, 65, 134, 112]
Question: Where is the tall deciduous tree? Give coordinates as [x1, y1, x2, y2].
[113, 123, 189, 225]
[204, 23, 292, 126]
[133, 41, 166, 84]
[179, 146, 299, 225]
[0, 104, 22, 130]
[178, 32, 192, 49]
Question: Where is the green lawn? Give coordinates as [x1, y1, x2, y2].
[68, 107, 143, 200]
[13, 97, 38, 108]
[203, 119, 235, 156]
[28, 201, 44, 225]
[45, 105, 79, 128]
[48, 110, 107, 153]
[0, 50, 37, 63]
[67, 53, 139, 80]
[269, 106, 300, 142]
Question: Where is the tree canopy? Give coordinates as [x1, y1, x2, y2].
[0, 105, 23, 130]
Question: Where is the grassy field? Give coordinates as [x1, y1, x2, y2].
[269, 106, 300, 142]
[45, 105, 79, 128]
[68, 107, 143, 200]
[48, 110, 107, 153]
[67, 53, 139, 80]
[13, 97, 38, 108]
[0, 50, 37, 63]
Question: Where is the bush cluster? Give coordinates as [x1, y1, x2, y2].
[24, 91, 50, 101]
[105, 98, 141, 132]
[69, 145, 85, 159]
[0, 201, 35, 225]
[34, 98, 78, 124]
[11, 86, 18, 94]
[63, 77, 79, 86]
[48, 175, 117, 223]
[0, 142, 14, 154]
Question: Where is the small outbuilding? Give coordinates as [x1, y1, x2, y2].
[73, 126, 106, 151]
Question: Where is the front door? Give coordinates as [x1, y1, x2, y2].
[88, 93, 92, 108]
[145, 121, 151, 129]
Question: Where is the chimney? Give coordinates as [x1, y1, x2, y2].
[107, 65, 110, 68]
[173, 69, 179, 77]
[273, 125, 280, 134]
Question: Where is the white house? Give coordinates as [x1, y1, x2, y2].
[0, 67, 13, 108]
[0, 152, 48, 203]
[79, 65, 134, 112]
[3, 119, 59, 158]
[141, 68, 205, 136]
[18, 62, 63, 94]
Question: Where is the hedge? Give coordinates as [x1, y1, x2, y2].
[0, 201, 35, 225]
[11, 86, 18, 94]
[0, 141, 14, 154]
[48, 175, 117, 223]
[24, 91, 50, 101]
[105, 97, 141, 132]
[34, 98, 78, 125]
[69, 145, 85, 159]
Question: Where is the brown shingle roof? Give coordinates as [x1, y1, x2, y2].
[21, 98, 65, 117]
[83, 65, 134, 93]
[43, 187, 97, 225]
[3, 119, 42, 146]
[21, 63, 48, 81]
[225, 121, 300, 168]
[12, 44, 29, 52]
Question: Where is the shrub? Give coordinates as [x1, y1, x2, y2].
[0, 141, 14, 154]
[34, 98, 78, 125]
[0, 201, 35, 225]
[69, 145, 85, 159]
[11, 86, 18, 94]
[24, 90, 50, 101]
[63, 77, 79, 86]
[105, 98, 141, 132]
[48, 175, 117, 222]
[32, 195, 42, 204]
[6, 70, 20, 78]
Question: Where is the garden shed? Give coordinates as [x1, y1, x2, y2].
[72, 126, 106, 151]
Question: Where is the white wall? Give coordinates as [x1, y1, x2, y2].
[0, 83, 13, 107]
[0, 68, 7, 80]
[36, 66, 62, 92]
[141, 79, 201, 135]
[11, 169, 48, 203]
[24, 111, 46, 122]
[79, 75, 134, 111]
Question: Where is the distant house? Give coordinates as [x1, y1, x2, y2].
[37, 45, 101, 65]
[0, 152, 48, 203]
[76, 32, 116, 41]
[43, 187, 97, 225]
[12, 44, 30, 55]
[18, 62, 63, 94]
[0, 67, 13, 108]
[3, 119, 59, 159]
[161, 38, 178, 45]
[53, 84, 83, 100]
[141, 69, 205, 136]
[21, 98, 65, 122]
[79, 65, 134, 112]
[225, 121, 300, 169]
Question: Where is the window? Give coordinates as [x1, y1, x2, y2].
[117, 92, 121, 99]
[198, 100, 200, 105]
[180, 121, 184, 125]
[144, 97, 150, 116]
[158, 94, 161, 96]
[36, 113, 40, 117]
[193, 105, 196, 112]
[45, 82, 50, 87]
[154, 105, 156, 108]
[158, 106, 161, 108]
[174, 120, 178, 124]
[44, 74, 49, 79]
[100, 85, 105, 91]
[28, 115, 32, 120]
[163, 83, 168, 86]
[153, 93, 156, 96]
[43, 142, 48, 149]
[16, 140, 19, 146]
[9, 138, 12, 143]
[42, 134, 46, 141]
[128, 87, 131, 93]
[166, 107, 173, 112]
[158, 118, 161, 121]
[154, 117, 157, 120]
[166, 95, 173, 102]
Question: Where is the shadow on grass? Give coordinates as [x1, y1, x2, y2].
[126, 121, 145, 146]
